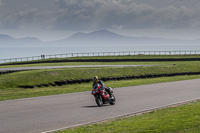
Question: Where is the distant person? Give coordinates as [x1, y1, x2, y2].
[41, 55, 45, 59]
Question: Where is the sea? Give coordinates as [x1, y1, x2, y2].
[1, 44, 200, 63]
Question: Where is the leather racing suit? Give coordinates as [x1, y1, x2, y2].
[92, 80, 112, 98]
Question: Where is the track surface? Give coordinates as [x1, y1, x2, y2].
[0, 65, 155, 71]
[0, 79, 200, 133]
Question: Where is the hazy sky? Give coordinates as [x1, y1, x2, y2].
[0, 0, 200, 41]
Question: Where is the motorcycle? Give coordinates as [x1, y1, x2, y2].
[91, 83, 116, 106]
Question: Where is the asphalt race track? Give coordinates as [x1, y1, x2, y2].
[0, 79, 200, 133]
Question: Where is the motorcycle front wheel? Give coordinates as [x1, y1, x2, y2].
[109, 94, 116, 105]
[95, 95, 103, 107]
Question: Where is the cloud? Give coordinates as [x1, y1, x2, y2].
[53, 0, 155, 30]
[0, 7, 54, 29]
[0, 0, 4, 7]
[0, 0, 56, 29]
[54, 0, 200, 30]
[53, 0, 101, 30]
[155, 5, 198, 28]
[0, 0, 200, 31]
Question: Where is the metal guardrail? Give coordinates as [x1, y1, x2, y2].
[1, 50, 200, 64]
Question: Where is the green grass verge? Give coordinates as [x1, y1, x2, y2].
[1, 61, 200, 88]
[1, 75, 200, 101]
[0, 61, 169, 68]
[56, 100, 200, 133]
[1, 61, 200, 101]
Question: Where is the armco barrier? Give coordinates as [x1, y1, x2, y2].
[1, 50, 200, 64]
[18, 72, 200, 89]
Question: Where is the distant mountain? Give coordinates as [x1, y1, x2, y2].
[67, 30, 127, 40]
[0, 34, 15, 41]
[51, 30, 200, 45]
[67, 32, 88, 40]
[0, 34, 41, 45]
[18, 37, 41, 44]
[87, 30, 125, 39]
[1, 30, 200, 46]
[53, 30, 133, 45]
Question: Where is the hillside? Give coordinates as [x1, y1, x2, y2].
[51, 30, 200, 45]
[0, 34, 41, 45]
[1, 30, 200, 46]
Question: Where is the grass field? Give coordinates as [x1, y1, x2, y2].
[56, 100, 200, 133]
[0, 61, 167, 68]
[0, 57, 200, 100]
[1, 75, 200, 101]
[1, 54, 200, 101]
[1, 61, 200, 86]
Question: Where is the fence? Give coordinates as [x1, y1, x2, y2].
[1, 50, 200, 64]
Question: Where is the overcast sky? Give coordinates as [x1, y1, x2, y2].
[0, 0, 200, 41]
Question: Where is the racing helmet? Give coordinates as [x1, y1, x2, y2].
[92, 76, 98, 84]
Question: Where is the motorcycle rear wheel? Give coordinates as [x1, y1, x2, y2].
[95, 95, 103, 107]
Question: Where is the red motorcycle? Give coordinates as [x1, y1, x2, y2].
[91, 83, 116, 106]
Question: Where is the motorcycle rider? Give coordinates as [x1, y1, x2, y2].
[92, 76, 113, 99]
